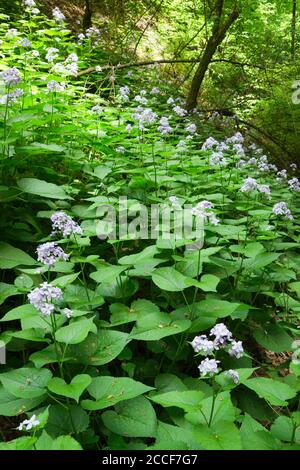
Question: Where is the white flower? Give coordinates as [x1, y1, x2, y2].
[17, 414, 40, 432]
[28, 283, 63, 316]
[191, 201, 219, 225]
[177, 140, 186, 148]
[173, 105, 187, 117]
[288, 178, 300, 191]
[240, 177, 258, 192]
[46, 47, 59, 62]
[158, 116, 173, 135]
[23, 0, 36, 7]
[198, 358, 220, 377]
[226, 369, 239, 384]
[248, 157, 257, 165]
[226, 132, 244, 144]
[185, 123, 196, 134]
[210, 151, 228, 166]
[116, 146, 125, 153]
[201, 137, 219, 151]
[233, 143, 245, 157]
[210, 323, 232, 346]
[272, 202, 293, 220]
[5, 28, 19, 38]
[0, 67, 22, 86]
[191, 335, 215, 355]
[167, 97, 175, 105]
[258, 184, 271, 197]
[91, 105, 103, 114]
[62, 308, 73, 319]
[95, 65, 102, 72]
[51, 211, 82, 237]
[18, 38, 32, 48]
[47, 80, 65, 93]
[53, 7, 65, 22]
[67, 53, 78, 63]
[132, 107, 158, 130]
[228, 340, 244, 359]
[134, 95, 148, 105]
[36, 242, 69, 267]
[151, 87, 160, 94]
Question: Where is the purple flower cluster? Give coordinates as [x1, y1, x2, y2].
[0, 88, 24, 105]
[51, 211, 82, 238]
[36, 242, 69, 267]
[158, 116, 173, 135]
[0, 67, 22, 86]
[191, 200, 219, 225]
[191, 323, 244, 381]
[272, 202, 293, 220]
[28, 282, 63, 316]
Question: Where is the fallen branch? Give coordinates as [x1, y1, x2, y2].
[77, 58, 266, 77]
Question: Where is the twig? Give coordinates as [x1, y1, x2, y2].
[77, 58, 266, 77]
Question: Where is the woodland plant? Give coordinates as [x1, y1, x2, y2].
[0, 3, 299, 452]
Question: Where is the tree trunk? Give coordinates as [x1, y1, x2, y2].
[83, 0, 92, 31]
[291, 0, 297, 60]
[186, 5, 239, 110]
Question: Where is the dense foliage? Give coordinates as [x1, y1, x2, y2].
[0, 1, 300, 451]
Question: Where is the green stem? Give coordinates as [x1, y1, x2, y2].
[208, 390, 217, 427]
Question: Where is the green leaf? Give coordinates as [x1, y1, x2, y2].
[51, 273, 79, 288]
[0, 242, 35, 269]
[193, 421, 242, 450]
[150, 390, 204, 412]
[130, 308, 191, 341]
[48, 374, 92, 402]
[191, 274, 220, 292]
[0, 386, 46, 416]
[55, 317, 96, 344]
[154, 421, 202, 450]
[253, 324, 293, 352]
[215, 368, 256, 389]
[244, 377, 297, 406]
[241, 414, 279, 450]
[0, 367, 52, 398]
[36, 431, 82, 450]
[45, 405, 89, 437]
[152, 267, 189, 291]
[118, 245, 159, 265]
[82, 376, 154, 410]
[102, 396, 157, 437]
[0, 304, 37, 322]
[271, 416, 300, 443]
[90, 264, 127, 284]
[186, 392, 236, 426]
[289, 282, 300, 300]
[30, 344, 74, 368]
[17, 178, 72, 200]
[243, 252, 281, 271]
[0, 282, 20, 305]
[93, 165, 112, 180]
[87, 330, 130, 365]
[51, 435, 82, 450]
[0, 437, 37, 450]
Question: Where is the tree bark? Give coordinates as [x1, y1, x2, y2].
[83, 0, 92, 31]
[291, 0, 297, 60]
[186, 3, 239, 110]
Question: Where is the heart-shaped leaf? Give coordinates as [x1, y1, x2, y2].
[48, 374, 92, 402]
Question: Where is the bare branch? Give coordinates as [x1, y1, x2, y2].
[77, 57, 265, 77]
